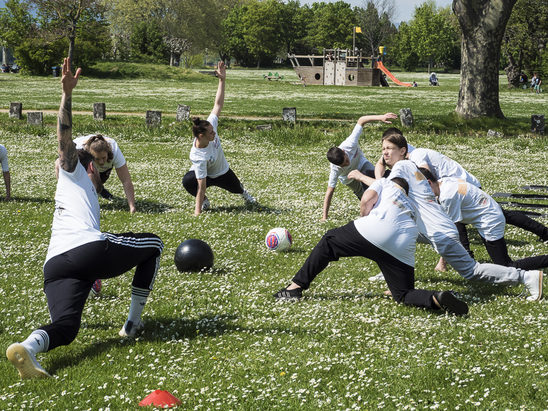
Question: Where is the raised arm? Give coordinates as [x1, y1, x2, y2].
[211, 61, 226, 117]
[356, 112, 397, 127]
[57, 57, 81, 173]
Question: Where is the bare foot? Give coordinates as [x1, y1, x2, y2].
[435, 257, 447, 272]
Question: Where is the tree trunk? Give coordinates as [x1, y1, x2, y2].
[453, 0, 517, 119]
[68, 35, 76, 71]
[2, 47, 7, 66]
[504, 54, 521, 88]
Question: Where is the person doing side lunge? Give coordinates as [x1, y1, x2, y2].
[182, 61, 256, 216]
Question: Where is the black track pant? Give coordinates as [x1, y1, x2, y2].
[482, 236, 548, 270]
[41, 232, 163, 350]
[502, 209, 548, 241]
[182, 169, 243, 197]
[292, 222, 437, 309]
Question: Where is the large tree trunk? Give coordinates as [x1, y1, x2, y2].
[453, 0, 517, 119]
[68, 35, 76, 70]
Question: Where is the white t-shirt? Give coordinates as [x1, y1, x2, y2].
[0, 144, 9, 172]
[328, 124, 374, 187]
[45, 161, 105, 263]
[189, 113, 229, 179]
[354, 179, 418, 266]
[388, 160, 459, 242]
[409, 148, 480, 187]
[438, 177, 505, 241]
[74, 135, 126, 173]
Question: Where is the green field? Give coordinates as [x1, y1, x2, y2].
[0, 69, 547, 409]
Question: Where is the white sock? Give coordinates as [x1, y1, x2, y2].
[126, 286, 150, 324]
[21, 330, 49, 354]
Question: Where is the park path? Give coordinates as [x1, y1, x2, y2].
[0, 109, 347, 122]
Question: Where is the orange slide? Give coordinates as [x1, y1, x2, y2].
[376, 61, 412, 87]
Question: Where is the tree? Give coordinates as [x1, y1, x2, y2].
[28, 0, 107, 69]
[392, 21, 420, 71]
[355, 0, 397, 56]
[406, 1, 459, 72]
[502, 0, 547, 87]
[306, 1, 356, 51]
[0, 0, 34, 64]
[453, 0, 517, 118]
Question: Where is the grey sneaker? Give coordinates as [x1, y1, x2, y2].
[201, 197, 210, 212]
[368, 272, 385, 282]
[119, 320, 144, 338]
[241, 189, 256, 204]
[524, 270, 543, 301]
[6, 343, 51, 379]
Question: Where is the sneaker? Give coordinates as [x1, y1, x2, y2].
[201, 197, 210, 212]
[273, 286, 302, 300]
[524, 270, 543, 301]
[100, 188, 114, 200]
[433, 291, 469, 316]
[119, 320, 144, 338]
[90, 279, 102, 297]
[241, 189, 257, 204]
[368, 272, 385, 282]
[6, 343, 51, 379]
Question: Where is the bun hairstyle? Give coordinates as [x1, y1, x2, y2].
[192, 117, 211, 138]
[85, 134, 113, 162]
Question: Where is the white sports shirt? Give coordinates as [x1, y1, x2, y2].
[74, 135, 126, 173]
[354, 178, 419, 266]
[438, 177, 505, 241]
[45, 161, 105, 263]
[189, 113, 230, 179]
[409, 147, 480, 187]
[328, 124, 374, 188]
[388, 160, 459, 241]
[0, 144, 9, 172]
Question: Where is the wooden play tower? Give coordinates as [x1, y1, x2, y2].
[287, 48, 383, 87]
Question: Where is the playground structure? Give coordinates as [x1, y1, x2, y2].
[287, 48, 411, 87]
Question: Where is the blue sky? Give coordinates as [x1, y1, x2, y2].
[0, 0, 453, 23]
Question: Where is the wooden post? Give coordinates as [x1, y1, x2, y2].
[531, 115, 545, 134]
[93, 103, 106, 121]
[282, 107, 297, 123]
[9, 102, 22, 119]
[399, 108, 414, 127]
[146, 110, 162, 127]
[27, 112, 43, 126]
[176, 105, 191, 121]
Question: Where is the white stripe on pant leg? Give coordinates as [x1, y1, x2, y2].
[103, 233, 164, 252]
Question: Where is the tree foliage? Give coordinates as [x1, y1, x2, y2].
[355, 0, 397, 56]
[502, 0, 547, 82]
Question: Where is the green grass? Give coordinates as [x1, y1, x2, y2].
[0, 70, 547, 409]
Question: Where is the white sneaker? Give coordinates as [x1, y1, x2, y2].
[524, 270, 543, 301]
[119, 320, 144, 338]
[6, 343, 51, 379]
[368, 272, 385, 282]
[201, 197, 210, 211]
[241, 190, 256, 204]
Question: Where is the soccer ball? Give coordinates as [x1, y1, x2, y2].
[265, 227, 292, 251]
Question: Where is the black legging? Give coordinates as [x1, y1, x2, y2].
[482, 236, 548, 270]
[41, 232, 163, 350]
[292, 222, 438, 309]
[182, 169, 243, 196]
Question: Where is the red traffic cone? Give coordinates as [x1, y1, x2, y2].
[139, 390, 181, 407]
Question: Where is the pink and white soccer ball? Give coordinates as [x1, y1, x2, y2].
[265, 227, 292, 251]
